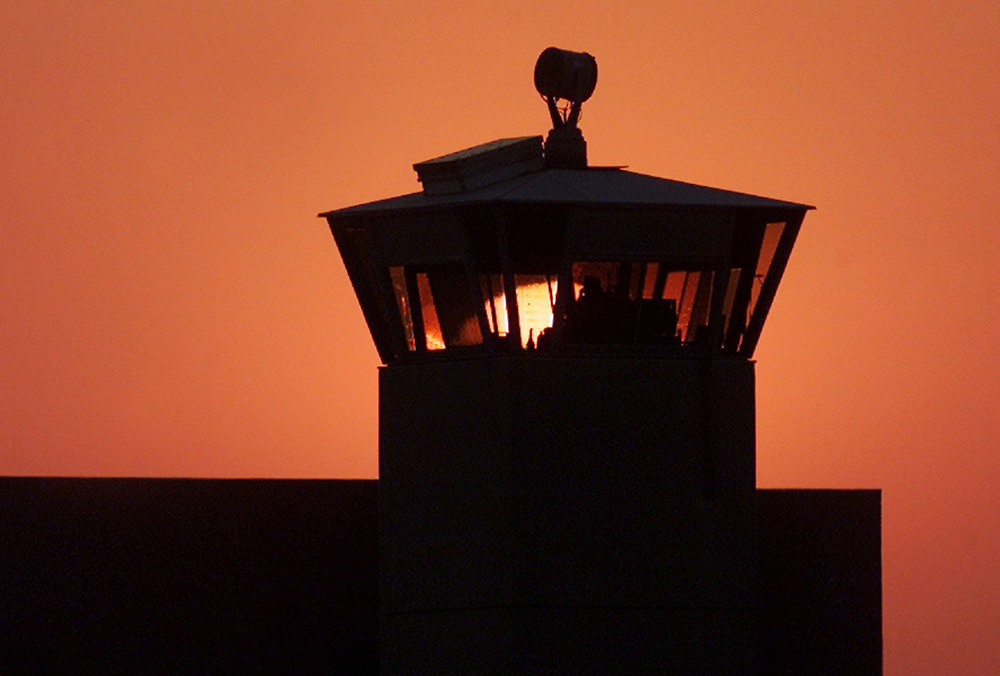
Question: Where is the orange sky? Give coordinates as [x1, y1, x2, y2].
[2, 1, 999, 672]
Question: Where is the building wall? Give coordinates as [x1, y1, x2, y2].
[0, 478, 377, 675]
[379, 356, 758, 673]
[757, 488, 883, 675]
[0, 481, 880, 674]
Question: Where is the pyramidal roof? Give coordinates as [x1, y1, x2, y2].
[320, 136, 814, 218]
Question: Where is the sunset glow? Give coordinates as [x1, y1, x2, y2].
[3, 2, 1000, 672]
[513, 277, 556, 348]
[480, 276, 557, 348]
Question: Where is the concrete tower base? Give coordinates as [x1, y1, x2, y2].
[379, 356, 757, 674]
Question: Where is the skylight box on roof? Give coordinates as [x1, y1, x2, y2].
[413, 136, 544, 196]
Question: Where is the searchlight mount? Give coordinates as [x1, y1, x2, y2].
[534, 47, 598, 168]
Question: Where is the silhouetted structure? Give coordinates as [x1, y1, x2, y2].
[0, 479, 877, 674]
[0, 478, 378, 674]
[318, 47, 882, 673]
[0, 47, 882, 676]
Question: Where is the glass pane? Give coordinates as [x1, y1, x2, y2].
[416, 273, 445, 350]
[659, 269, 714, 344]
[663, 270, 687, 306]
[565, 263, 617, 344]
[621, 261, 642, 300]
[389, 266, 416, 351]
[565, 261, 721, 347]
[688, 270, 715, 343]
[721, 268, 742, 340]
[428, 267, 483, 347]
[747, 221, 786, 326]
[676, 271, 700, 341]
[572, 261, 618, 300]
[642, 262, 659, 299]
[515, 274, 557, 349]
[479, 273, 509, 337]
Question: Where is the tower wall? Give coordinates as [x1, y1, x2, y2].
[379, 356, 757, 673]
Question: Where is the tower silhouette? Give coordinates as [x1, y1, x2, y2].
[320, 49, 877, 674]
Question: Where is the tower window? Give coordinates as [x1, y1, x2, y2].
[389, 264, 483, 351]
[563, 261, 718, 347]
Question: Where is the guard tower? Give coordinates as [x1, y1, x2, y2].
[321, 48, 813, 674]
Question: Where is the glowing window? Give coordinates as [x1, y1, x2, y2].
[747, 222, 785, 327]
[389, 266, 416, 351]
[565, 261, 716, 346]
[514, 274, 557, 349]
[415, 273, 445, 350]
[389, 265, 483, 352]
[479, 273, 509, 337]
